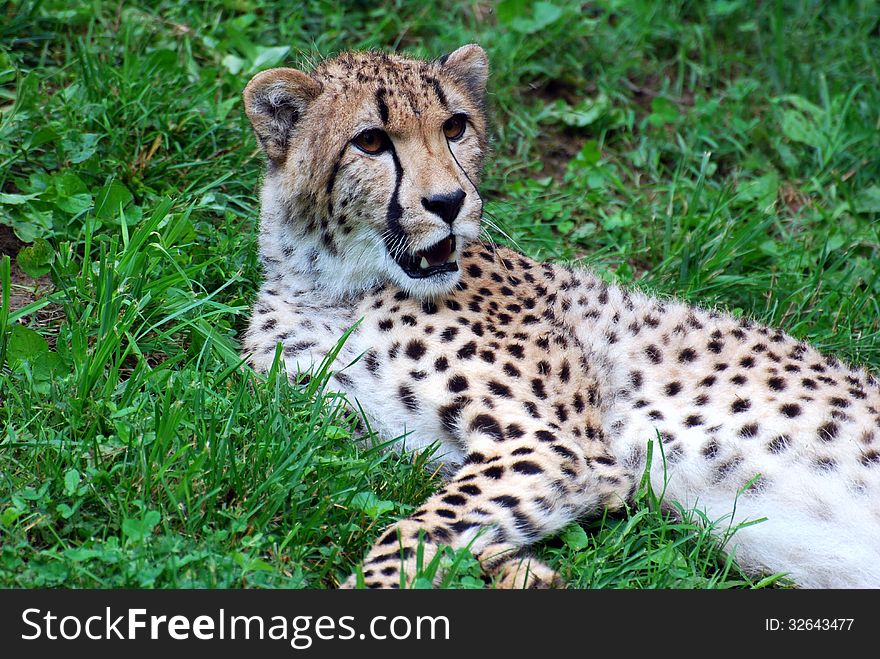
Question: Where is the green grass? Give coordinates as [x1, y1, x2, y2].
[1, 0, 878, 588]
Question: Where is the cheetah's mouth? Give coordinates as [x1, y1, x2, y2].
[392, 235, 458, 279]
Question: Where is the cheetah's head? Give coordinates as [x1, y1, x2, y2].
[244, 45, 489, 299]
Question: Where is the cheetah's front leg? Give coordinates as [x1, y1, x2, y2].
[242, 284, 359, 379]
[343, 412, 632, 589]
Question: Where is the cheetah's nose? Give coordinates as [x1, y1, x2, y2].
[421, 189, 466, 226]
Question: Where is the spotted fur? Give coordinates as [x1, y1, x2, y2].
[242, 45, 880, 588]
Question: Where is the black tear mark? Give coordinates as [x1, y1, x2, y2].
[325, 146, 348, 208]
[376, 87, 389, 124]
[428, 76, 448, 109]
[383, 143, 406, 253]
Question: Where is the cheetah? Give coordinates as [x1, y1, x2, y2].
[240, 44, 880, 589]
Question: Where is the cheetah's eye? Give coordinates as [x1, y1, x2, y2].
[442, 114, 467, 141]
[352, 129, 390, 155]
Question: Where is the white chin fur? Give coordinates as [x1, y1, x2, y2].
[301, 233, 464, 301]
[388, 263, 463, 299]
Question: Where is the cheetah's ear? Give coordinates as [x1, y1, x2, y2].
[440, 44, 489, 100]
[243, 68, 323, 162]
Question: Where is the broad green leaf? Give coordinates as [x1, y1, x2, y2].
[54, 192, 92, 215]
[509, 1, 564, 33]
[540, 96, 612, 128]
[738, 172, 780, 212]
[61, 132, 101, 163]
[54, 171, 88, 196]
[122, 510, 161, 543]
[854, 185, 880, 214]
[496, 0, 529, 23]
[774, 140, 799, 170]
[16, 237, 54, 277]
[780, 109, 820, 147]
[32, 351, 64, 395]
[221, 54, 246, 75]
[233, 553, 275, 572]
[647, 96, 679, 127]
[601, 210, 634, 230]
[575, 140, 601, 167]
[12, 70, 40, 112]
[9, 207, 53, 242]
[24, 171, 52, 193]
[0, 192, 40, 205]
[350, 491, 395, 520]
[95, 181, 133, 221]
[64, 469, 81, 496]
[531, 2, 564, 29]
[63, 547, 104, 561]
[562, 524, 590, 550]
[0, 507, 23, 527]
[6, 324, 49, 366]
[708, 0, 745, 17]
[777, 94, 825, 120]
[27, 126, 58, 150]
[250, 46, 290, 72]
[826, 231, 845, 252]
[14, 483, 50, 502]
[61, 82, 83, 102]
[324, 425, 350, 440]
[0, 51, 13, 85]
[143, 49, 178, 74]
